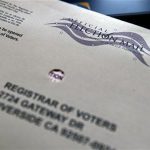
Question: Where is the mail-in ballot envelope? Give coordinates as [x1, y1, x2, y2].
[0, 0, 150, 150]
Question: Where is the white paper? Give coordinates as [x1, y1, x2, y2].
[0, 1, 150, 150]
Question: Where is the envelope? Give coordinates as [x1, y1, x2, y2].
[0, 0, 150, 150]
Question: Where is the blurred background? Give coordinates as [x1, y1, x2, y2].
[61, 0, 150, 29]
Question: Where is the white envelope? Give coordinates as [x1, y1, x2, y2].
[0, 0, 150, 150]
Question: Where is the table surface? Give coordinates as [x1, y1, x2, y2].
[62, 0, 150, 16]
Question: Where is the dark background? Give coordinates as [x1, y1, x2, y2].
[61, 0, 150, 29]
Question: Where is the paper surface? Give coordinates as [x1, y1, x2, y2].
[0, 0, 150, 150]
